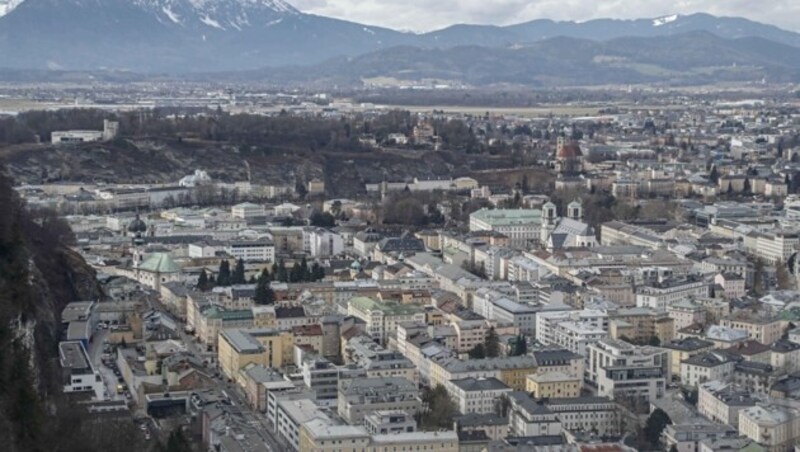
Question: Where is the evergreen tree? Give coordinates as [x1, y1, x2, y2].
[254, 269, 275, 305]
[165, 428, 192, 452]
[271, 261, 279, 280]
[311, 262, 325, 281]
[420, 385, 457, 430]
[232, 258, 246, 285]
[208, 274, 216, 287]
[217, 260, 231, 286]
[512, 335, 527, 356]
[709, 165, 719, 183]
[276, 259, 288, 282]
[299, 257, 311, 282]
[485, 327, 500, 358]
[643, 408, 672, 447]
[752, 259, 765, 296]
[468, 344, 486, 359]
[196, 269, 209, 291]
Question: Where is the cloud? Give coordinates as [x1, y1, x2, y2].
[290, 0, 800, 33]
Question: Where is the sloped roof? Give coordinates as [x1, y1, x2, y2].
[138, 253, 181, 273]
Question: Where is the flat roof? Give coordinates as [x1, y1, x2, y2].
[59, 341, 91, 371]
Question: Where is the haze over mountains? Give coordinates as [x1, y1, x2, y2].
[1, 0, 800, 85]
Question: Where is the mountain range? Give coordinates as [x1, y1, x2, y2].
[1, 0, 800, 85]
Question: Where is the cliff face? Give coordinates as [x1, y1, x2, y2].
[0, 168, 105, 451]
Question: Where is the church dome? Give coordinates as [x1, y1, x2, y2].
[128, 214, 147, 233]
[556, 141, 583, 159]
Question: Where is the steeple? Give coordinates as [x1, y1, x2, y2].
[568, 199, 583, 221]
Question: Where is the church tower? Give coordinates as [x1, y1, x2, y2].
[540, 201, 558, 245]
[568, 199, 583, 221]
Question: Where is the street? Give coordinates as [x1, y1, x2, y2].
[148, 295, 284, 451]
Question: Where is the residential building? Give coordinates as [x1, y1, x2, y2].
[698, 380, 755, 428]
[681, 352, 736, 387]
[469, 208, 542, 248]
[446, 377, 512, 415]
[337, 377, 421, 424]
[507, 392, 562, 437]
[526, 372, 582, 399]
[587, 338, 670, 405]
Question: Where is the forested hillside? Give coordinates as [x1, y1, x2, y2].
[0, 168, 146, 451]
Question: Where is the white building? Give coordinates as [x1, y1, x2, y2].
[587, 338, 670, 405]
[226, 240, 275, 262]
[507, 392, 562, 437]
[52, 130, 103, 144]
[636, 277, 709, 310]
[446, 377, 512, 415]
[469, 208, 542, 248]
[753, 232, 799, 264]
[680, 352, 735, 387]
[307, 228, 344, 258]
[59, 341, 105, 400]
[739, 403, 800, 452]
[551, 321, 607, 357]
[698, 380, 755, 428]
[231, 202, 266, 220]
[276, 398, 328, 450]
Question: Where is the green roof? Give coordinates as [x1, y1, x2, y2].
[470, 208, 542, 227]
[206, 308, 254, 321]
[349, 296, 423, 316]
[138, 253, 181, 273]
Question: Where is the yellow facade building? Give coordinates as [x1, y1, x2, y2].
[218, 328, 294, 381]
[526, 372, 582, 398]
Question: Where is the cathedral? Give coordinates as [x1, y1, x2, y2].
[540, 200, 598, 251]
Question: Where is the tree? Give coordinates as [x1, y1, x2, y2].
[777, 262, 793, 290]
[254, 269, 275, 305]
[309, 211, 336, 227]
[485, 327, 500, 358]
[217, 260, 231, 286]
[299, 257, 311, 281]
[276, 260, 288, 283]
[708, 165, 720, 183]
[419, 385, 457, 430]
[511, 335, 528, 356]
[468, 344, 486, 359]
[648, 335, 661, 346]
[752, 259, 765, 296]
[643, 408, 672, 447]
[196, 269, 210, 291]
[165, 428, 192, 452]
[494, 394, 512, 417]
[232, 258, 246, 285]
[311, 262, 326, 281]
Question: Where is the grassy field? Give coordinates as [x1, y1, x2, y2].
[385, 104, 604, 117]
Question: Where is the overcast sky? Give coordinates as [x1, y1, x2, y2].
[291, 0, 800, 33]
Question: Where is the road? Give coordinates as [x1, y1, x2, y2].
[88, 328, 124, 401]
[148, 295, 285, 451]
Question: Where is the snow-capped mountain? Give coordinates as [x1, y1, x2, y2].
[0, 0, 408, 71]
[0, 1, 799, 73]
[0, 0, 23, 16]
[131, 0, 298, 30]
